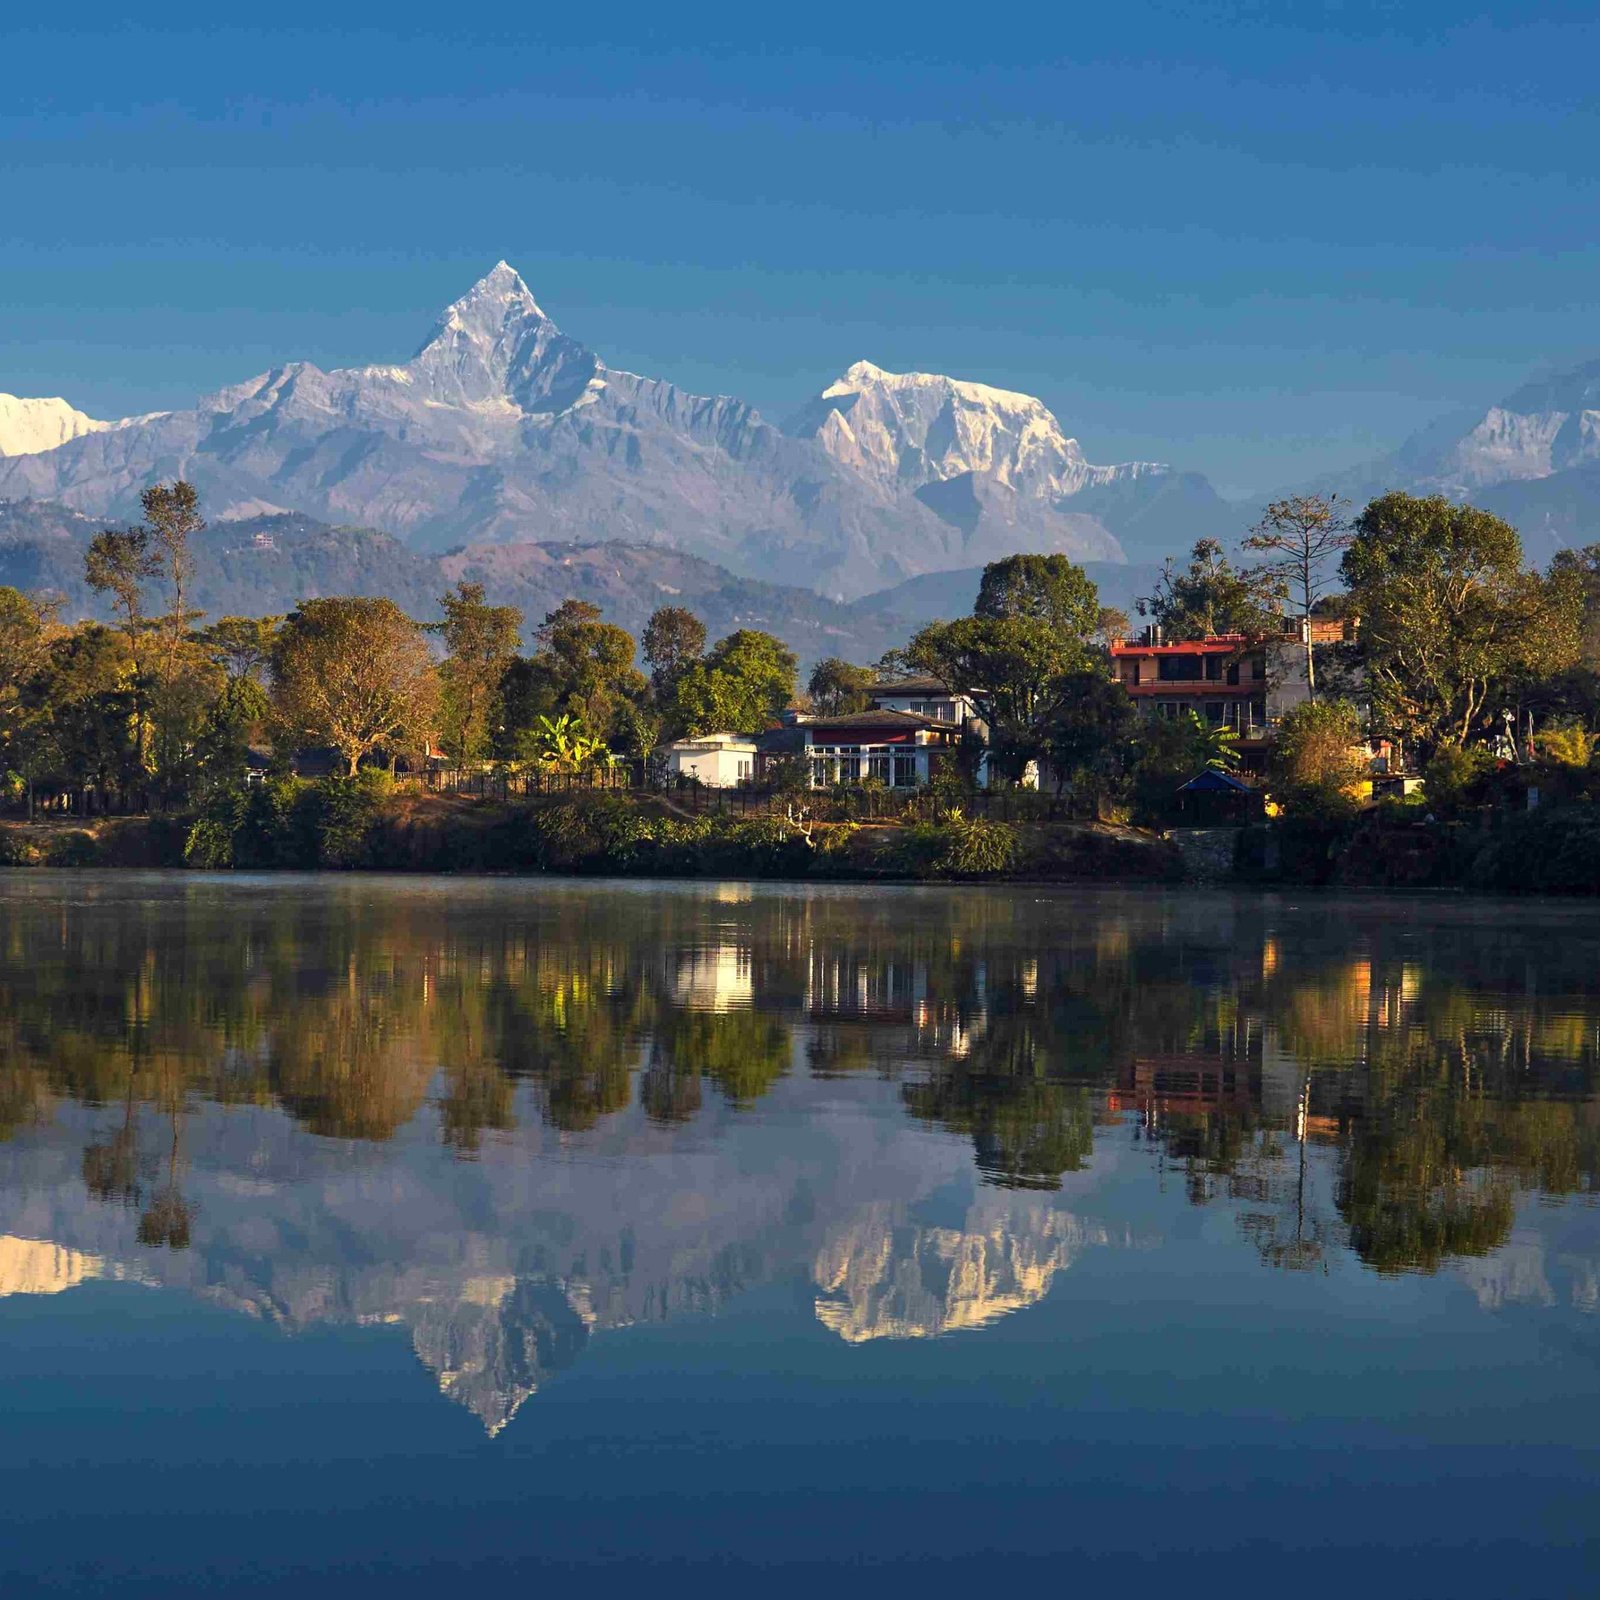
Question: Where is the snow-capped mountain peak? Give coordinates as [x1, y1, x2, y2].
[791, 359, 1163, 502]
[0, 263, 1235, 592]
[0, 394, 111, 457]
[404, 262, 599, 413]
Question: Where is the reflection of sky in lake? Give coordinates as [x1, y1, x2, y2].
[0, 875, 1596, 1595]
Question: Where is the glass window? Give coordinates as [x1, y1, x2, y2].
[1205, 654, 1223, 681]
[1157, 655, 1203, 682]
[893, 755, 917, 787]
[1204, 701, 1225, 724]
[839, 755, 861, 782]
[868, 755, 890, 782]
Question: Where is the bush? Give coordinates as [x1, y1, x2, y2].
[0, 833, 42, 867]
[44, 831, 102, 868]
[1536, 722, 1599, 770]
[1468, 803, 1600, 895]
[1422, 745, 1493, 815]
[185, 776, 317, 869]
[888, 812, 1021, 878]
[1270, 700, 1368, 820]
[307, 771, 392, 868]
[703, 815, 814, 876]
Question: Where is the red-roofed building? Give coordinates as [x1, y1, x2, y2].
[1110, 620, 1353, 770]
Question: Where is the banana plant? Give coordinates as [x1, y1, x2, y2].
[526, 713, 615, 774]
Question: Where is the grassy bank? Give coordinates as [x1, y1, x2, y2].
[0, 780, 1180, 884]
[5, 781, 1595, 893]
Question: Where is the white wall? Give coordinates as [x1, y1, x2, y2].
[664, 744, 755, 788]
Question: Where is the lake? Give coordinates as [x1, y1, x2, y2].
[0, 873, 1596, 1596]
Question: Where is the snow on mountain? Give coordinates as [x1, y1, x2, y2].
[1292, 353, 1600, 562]
[0, 394, 111, 456]
[0, 264, 1243, 595]
[1414, 359, 1600, 492]
[789, 358, 1162, 501]
[786, 358, 1226, 565]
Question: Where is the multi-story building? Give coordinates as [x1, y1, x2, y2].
[1110, 620, 1352, 770]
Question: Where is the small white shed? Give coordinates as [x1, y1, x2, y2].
[660, 733, 757, 788]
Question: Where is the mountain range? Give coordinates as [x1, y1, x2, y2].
[0, 501, 925, 666]
[1296, 356, 1600, 563]
[1, 261, 1597, 652]
[0, 263, 1219, 598]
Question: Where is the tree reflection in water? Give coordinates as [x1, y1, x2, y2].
[0, 878, 1597, 1426]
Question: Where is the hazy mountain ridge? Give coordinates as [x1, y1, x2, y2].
[0, 498, 923, 666]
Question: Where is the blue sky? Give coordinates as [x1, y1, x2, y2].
[3, 2, 1597, 494]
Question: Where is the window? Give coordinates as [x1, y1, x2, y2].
[737, 759, 752, 781]
[839, 754, 861, 782]
[1204, 701, 1225, 725]
[1250, 654, 1266, 681]
[1205, 654, 1223, 681]
[1157, 655, 1203, 682]
[1120, 660, 1141, 686]
[893, 755, 918, 787]
[868, 754, 890, 782]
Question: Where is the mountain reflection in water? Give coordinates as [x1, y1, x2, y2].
[0, 874, 1597, 1438]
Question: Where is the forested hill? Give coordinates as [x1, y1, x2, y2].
[0, 499, 916, 667]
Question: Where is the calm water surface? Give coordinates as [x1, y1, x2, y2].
[0, 874, 1597, 1596]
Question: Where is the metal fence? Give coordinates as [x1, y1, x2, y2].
[394, 766, 1079, 823]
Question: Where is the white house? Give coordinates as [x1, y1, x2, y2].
[867, 675, 984, 730]
[660, 732, 757, 788]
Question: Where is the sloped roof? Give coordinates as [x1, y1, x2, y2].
[1178, 767, 1255, 793]
[803, 709, 949, 733]
[870, 675, 954, 697]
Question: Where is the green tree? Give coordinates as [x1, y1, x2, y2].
[430, 581, 523, 761]
[1341, 493, 1581, 756]
[271, 597, 439, 775]
[907, 614, 1089, 780]
[1243, 493, 1353, 698]
[807, 657, 876, 716]
[641, 606, 707, 698]
[1550, 544, 1600, 666]
[196, 615, 281, 684]
[139, 480, 205, 665]
[192, 673, 270, 793]
[1040, 669, 1137, 810]
[1128, 710, 1237, 820]
[975, 553, 1100, 637]
[84, 524, 159, 687]
[25, 623, 144, 806]
[1140, 537, 1284, 641]
[1095, 606, 1132, 648]
[0, 588, 57, 799]
[1268, 699, 1368, 816]
[671, 628, 797, 735]
[512, 601, 646, 743]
